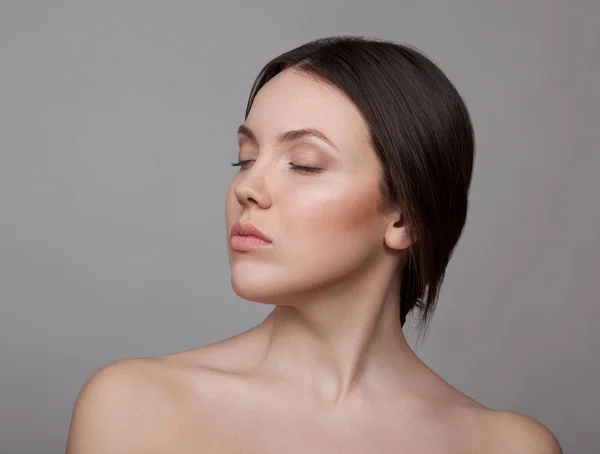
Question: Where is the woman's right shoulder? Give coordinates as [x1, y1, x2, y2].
[72, 357, 175, 405]
[65, 357, 187, 454]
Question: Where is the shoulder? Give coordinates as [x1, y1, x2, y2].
[481, 409, 563, 454]
[65, 357, 180, 454]
[429, 376, 562, 454]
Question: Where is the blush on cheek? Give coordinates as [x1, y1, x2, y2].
[292, 182, 382, 238]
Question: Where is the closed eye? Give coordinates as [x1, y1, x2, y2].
[230, 160, 324, 174]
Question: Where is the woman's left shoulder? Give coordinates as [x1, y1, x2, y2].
[478, 408, 563, 454]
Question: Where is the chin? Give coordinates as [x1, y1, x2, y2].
[230, 270, 307, 306]
[230, 273, 279, 303]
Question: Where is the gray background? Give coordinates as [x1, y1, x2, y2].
[1, 1, 598, 453]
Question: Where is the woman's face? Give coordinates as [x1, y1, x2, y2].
[225, 69, 392, 304]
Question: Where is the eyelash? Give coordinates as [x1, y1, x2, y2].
[230, 160, 323, 174]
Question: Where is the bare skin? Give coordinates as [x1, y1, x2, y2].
[65, 317, 560, 453]
[155, 314, 490, 453]
[66, 68, 561, 453]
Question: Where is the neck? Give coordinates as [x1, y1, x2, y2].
[252, 259, 421, 407]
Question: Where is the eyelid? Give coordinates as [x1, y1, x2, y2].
[290, 147, 328, 164]
[230, 160, 324, 173]
[236, 143, 332, 167]
[237, 146, 324, 162]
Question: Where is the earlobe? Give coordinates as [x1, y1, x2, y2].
[384, 215, 414, 251]
[384, 227, 413, 251]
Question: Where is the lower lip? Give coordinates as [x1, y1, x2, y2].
[230, 235, 272, 251]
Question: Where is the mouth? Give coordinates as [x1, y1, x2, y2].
[230, 221, 271, 242]
[230, 221, 272, 251]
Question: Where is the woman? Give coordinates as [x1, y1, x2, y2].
[66, 36, 561, 453]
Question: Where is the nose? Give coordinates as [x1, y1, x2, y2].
[233, 164, 272, 209]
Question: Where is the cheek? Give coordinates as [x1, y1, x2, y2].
[284, 179, 382, 241]
[225, 183, 240, 223]
[264, 178, 384, 290]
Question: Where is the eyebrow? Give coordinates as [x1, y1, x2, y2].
[237, 124, 338, 151]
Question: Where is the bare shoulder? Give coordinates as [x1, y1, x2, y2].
[425, 374, 562, 454]
[479, 408, 563, 454]
[65, 357, 179, 454]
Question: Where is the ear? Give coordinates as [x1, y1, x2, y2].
[384, 211, 415, 251]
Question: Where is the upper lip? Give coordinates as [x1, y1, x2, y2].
[231, 221, 272, 243]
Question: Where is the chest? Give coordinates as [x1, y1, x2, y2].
[163, 407, 469, 454]
[157, 369, 482, 454]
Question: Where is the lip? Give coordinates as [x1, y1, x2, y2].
[230, 221, 272, 243]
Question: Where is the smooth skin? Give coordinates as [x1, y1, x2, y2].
[66, 69, 562, 453]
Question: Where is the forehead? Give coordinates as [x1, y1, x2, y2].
[245, 69, 371, 149]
